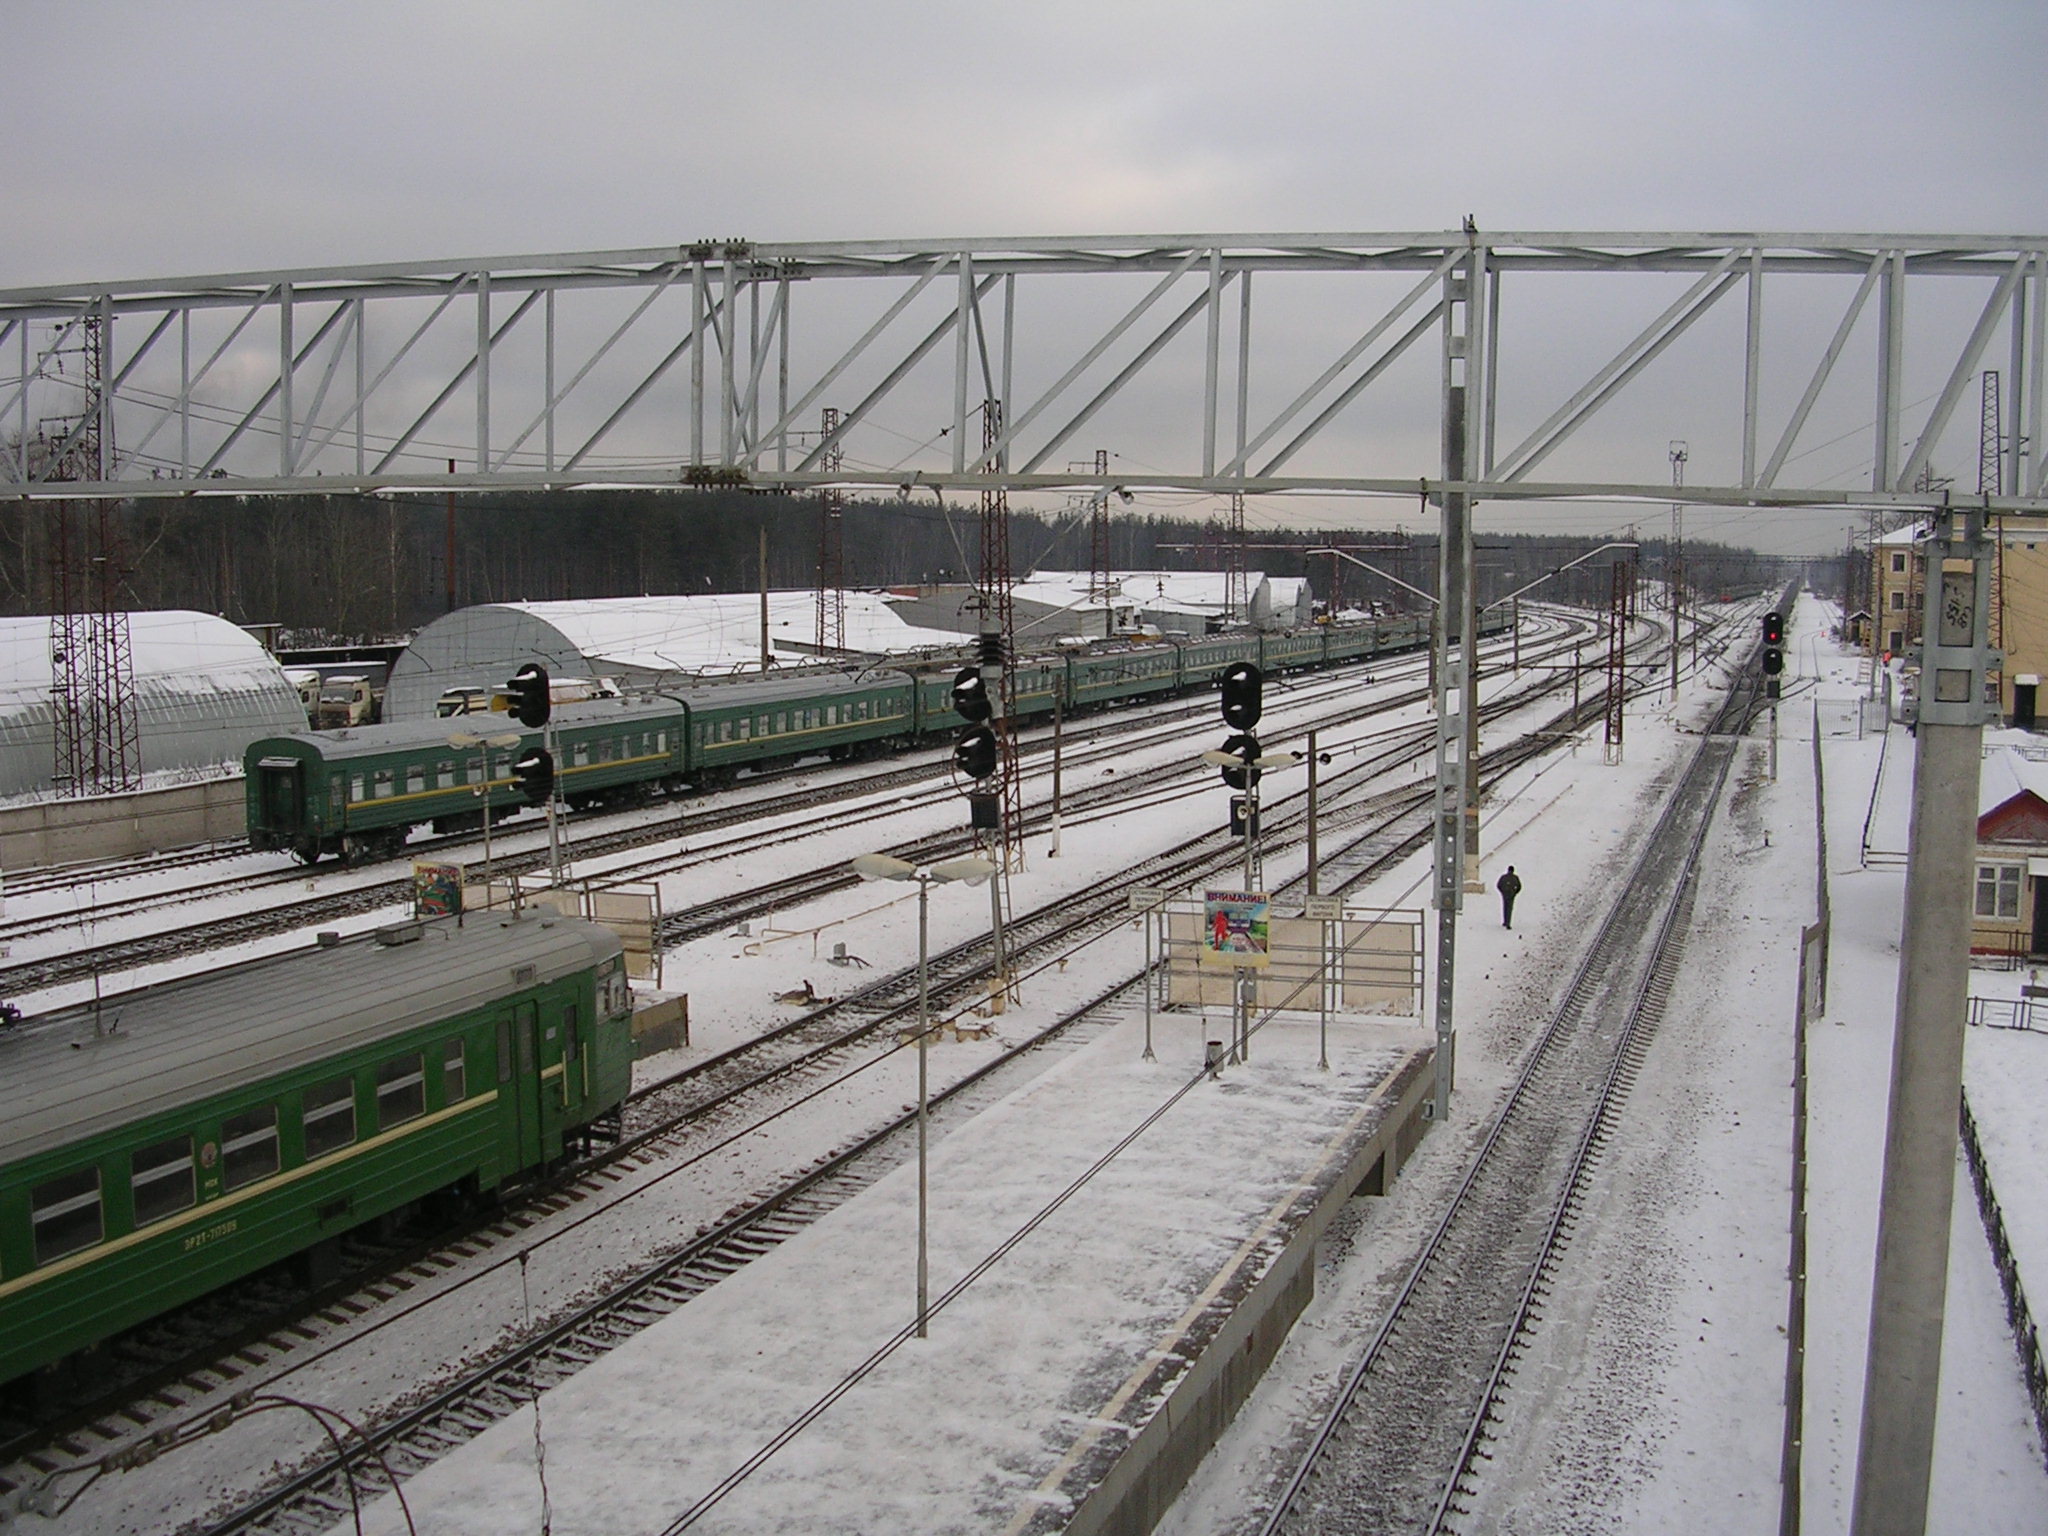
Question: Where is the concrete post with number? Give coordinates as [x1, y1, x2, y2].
[1850, 505, 1994, 1536]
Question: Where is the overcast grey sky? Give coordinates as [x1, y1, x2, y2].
[6, 0, 2044, 555]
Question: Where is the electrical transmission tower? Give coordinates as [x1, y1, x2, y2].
[41, 313, 141, 795]
[815, 407, 847, 654]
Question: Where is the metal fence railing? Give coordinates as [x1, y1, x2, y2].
[1968, 995, 2048, 1033]
[1958, 1090, 2048, 1470]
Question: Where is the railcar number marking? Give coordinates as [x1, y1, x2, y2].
[183, 1219, 238, 1252]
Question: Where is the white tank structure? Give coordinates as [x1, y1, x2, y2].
[0, 611, 307, 799]
[383, 595, 969, 720]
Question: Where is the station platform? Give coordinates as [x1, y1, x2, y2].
[348, 1009, 1436, 1535]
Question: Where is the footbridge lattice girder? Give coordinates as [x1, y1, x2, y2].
[3, 231, 2045, 516]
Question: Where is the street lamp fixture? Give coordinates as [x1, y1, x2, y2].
[851, 851, 997, 1339]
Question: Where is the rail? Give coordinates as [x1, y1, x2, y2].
[1957, 1090, 2048, 1470]
[1259, 683, 1746, 1533]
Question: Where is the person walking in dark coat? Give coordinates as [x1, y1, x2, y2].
[1497, 865, 1522, 929]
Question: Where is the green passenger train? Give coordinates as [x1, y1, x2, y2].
[0, 911, 633, 1390]
[245, 617, 1477, 865]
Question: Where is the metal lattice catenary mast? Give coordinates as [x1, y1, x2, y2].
[815, 406, 846, 654]
[41, 309, 140, 795]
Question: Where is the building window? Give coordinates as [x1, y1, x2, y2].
[1975, 863, 2024, 920]
[31, 1167, 103, 1265]
[1887, 629, 1904, 651]
[302, 1076, 357, 1159]
[377, 1053, 426, 1130]
[1891, 552, 1906, 573]
[131, 1136, 197, 1226]
[222, 1105, 280, 1190]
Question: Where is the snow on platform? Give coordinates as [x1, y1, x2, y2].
[346, 1012, 1434, 1535]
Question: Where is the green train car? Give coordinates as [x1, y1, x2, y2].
[248, 700, 688, 864]
[246, 620, 1492, 864]
[0, 911, 633, 1389]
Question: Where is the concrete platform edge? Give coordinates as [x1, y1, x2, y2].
[1062, 1046, 1437, 1536]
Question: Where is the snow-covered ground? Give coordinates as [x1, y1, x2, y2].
[25, 600, 2048, 1534]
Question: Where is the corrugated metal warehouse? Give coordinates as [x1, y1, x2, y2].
[383, 595, 969, 721]
[0, 611, 307, 800]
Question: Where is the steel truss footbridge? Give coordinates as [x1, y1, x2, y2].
[3, 231, 2045, 515]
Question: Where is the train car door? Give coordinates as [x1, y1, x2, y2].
[495, 1003, 544, 1177]
[255, 757, 303, 832]
[536, 1000, 579, 1151]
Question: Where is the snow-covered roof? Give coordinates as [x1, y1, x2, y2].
[0, 610, 306, 799]
[385, 594, 970, 721]
[1977, 737, 2048, 818]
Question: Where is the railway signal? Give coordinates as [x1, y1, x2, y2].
[1761, 611, 1783, 698]
[1219, 662, 1263, 730]
[512, 747, 554, 805]
[1216, 731, 1262, 790]
[507, 663, 551, 728]
[952, 664, 999, 779]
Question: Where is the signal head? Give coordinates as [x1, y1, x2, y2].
[1219, 662, 1264, 731]
[1762, 611, 1784, 646]
[1217, 730, 1262, 790]
[953, 725, 999, 780]
[508, 662, 551, 728]
[950, 666, 992, 724]
[511, 747, 555, 805]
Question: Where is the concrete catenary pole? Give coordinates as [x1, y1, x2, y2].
[1850, 504, 1994, 1536]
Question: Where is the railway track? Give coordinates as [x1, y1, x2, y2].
[0, 624, 1584, 1002]
[0, 632, 1632, 1533]
[1254, 672, 1767, 1535]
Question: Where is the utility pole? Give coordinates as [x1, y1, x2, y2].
[1851, 505, 1995, 1536]
[1428, 238, 1483, 1122]
[1669, 440, 1687, 699]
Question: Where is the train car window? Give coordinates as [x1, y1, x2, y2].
[376, 1054, 426, 1130]
[466, 760, 484, 785]
[371, 769, 394, 799]
[826, 707, 838, 726]
[658, 730, 669, 753]
[130, 1135, 197, 1227]
[221, 1106, 280, 1191]
[436, 760, 457, 788]
[406, 767, 425, 794]
[331, 775, 346, 812]
[442, 1039, 467, 1103]
[571, 742, 589, 767]
[31, 1166, 102, 1265]
[497, 1019, 513, 1083]
[350, 775, 366, 802]
[302, 1076, 357, 1159]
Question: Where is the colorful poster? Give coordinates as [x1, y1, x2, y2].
[412, 861, 464, 918]
[1200, 889, 1270, 968]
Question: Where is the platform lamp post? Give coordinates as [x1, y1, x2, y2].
[448, 729, 522, 902]
[850, 850, 998, 1340]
